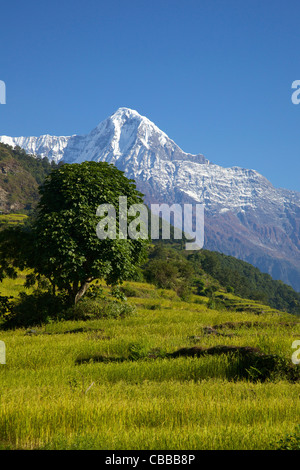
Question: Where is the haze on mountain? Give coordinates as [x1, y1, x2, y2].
[1, 107, 300, 291]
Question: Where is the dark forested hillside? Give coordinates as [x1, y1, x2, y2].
[0, 143, 57, 214]
[187, 249, 300, 315]
[144, 240, 300, 315]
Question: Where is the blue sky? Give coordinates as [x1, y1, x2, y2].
[0, 0, 299, 191]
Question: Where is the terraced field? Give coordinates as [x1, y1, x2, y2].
[0, 279, 299, 450]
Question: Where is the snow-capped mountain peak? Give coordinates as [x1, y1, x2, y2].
[0, 107, 208, 166]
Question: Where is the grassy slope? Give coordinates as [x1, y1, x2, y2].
[0, 279, 299, 450]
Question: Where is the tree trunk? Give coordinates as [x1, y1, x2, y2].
[74, 280, 90, 304]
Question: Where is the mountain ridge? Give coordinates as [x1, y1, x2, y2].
[1, 107, 300, 291]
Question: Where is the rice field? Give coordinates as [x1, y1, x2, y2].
[0, 280, 299, 450]
[0, 213, 28, 229]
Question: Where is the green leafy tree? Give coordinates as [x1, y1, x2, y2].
[0, 161, 148, 306]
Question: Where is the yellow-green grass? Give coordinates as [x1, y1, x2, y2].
[0, 213, 28, 227]
[0, 278, 299, 450]
[0, 270, 34, 297]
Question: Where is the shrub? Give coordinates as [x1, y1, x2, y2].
[3, 290, 67, 328]
[111, 286, 127, 301]
[64, 298, 135, 321]
[144, 259, 179, 289]
[194, 278, 205, 295]
[205, 285, 218, 297]
[207, 295, 223, 310]
[273, 425, 300, 450]
[176, 284, 192, 301]
[119, 284, 139, 298]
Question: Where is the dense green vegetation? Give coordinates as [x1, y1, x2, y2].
[141, 242, 300, 316]
[0, 143, 57, 214]
[188, 249, 300, 316]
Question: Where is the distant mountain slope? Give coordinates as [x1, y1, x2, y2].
[144, 242, 300, 315]
[188, 248, 300, 315]
[0, 143, 57, 213]
[1, 107, 300, 291]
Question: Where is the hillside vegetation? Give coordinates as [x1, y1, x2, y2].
[0, 143, 57, 213]
[188, 249, 300, 316]
[1, 221, 300, 318]
[143, 243, 300, 316]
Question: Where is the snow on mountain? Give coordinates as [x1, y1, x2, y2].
[0, 134, 72, 163]
[1, 107, 300, 291]
[0, 107, 283, 212]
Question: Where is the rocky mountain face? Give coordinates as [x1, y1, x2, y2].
[1, 107, 300, 291]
